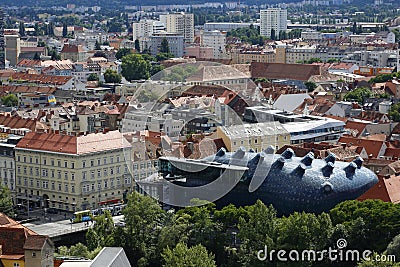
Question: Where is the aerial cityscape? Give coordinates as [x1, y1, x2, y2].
[0, 0, 400, 266]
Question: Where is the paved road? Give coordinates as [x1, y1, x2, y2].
[23, 215, 124, 237]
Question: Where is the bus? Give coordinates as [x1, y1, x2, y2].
[72, 210, 92, 223]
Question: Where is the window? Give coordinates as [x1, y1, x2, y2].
[91, 171, 95, 179]
[64, 161, 68, 168]
[104, 180, 108, 188]
[104, 158, 107, 164]
[116, 156, 120, 163]
[58, 184, 62, 191]
[98, 170, 101, 177]
[83, 172, 87, 180]
[65, 184, 68, 192]
[90, 160, 94, 167]
[71, 185, 75, 193]
[13, 263, 20, 267]
[110, 157, 114, 164]
[64, 172, 68, 180]
[43, 158, 47, 165]
[51, 159, 54, 166]
[71, 173, 75, 181]
[58, 171, 61, 179]
[97, 159, 101, 166]
[82, 161, 86, 168]
[104, 169, 108, 176]
[110, 168, 114, 175]
[36, 180, 40, 188]
[116, 166, 120, 174]
[71, 162, 75, 169]
[51, 182, 55, 190]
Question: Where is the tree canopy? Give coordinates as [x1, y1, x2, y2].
[162, 242, 216, 267]
[344, 86, 372, 104]
[0, 186, 14, 217]
[121, 54, 151, 81]
[103, 69, 121, 83]
[1, 94, 18, 107]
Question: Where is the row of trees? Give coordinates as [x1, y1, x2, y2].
[56, 192, 400, 267]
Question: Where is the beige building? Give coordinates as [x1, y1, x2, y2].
[230, 48, 276, 64]
[15, 130, 133, 211]
[159, 13, 194, 43]
[216, 121, 290, 152]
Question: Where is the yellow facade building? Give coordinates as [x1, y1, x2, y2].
[14, 130, 132, 211]
[216, 121, 290, 152]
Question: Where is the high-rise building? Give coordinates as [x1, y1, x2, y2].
[149, 32, 184, 57]
[0, 8, 5, 69]
[159, 13, 194, 43]
[132, 20, 166, 42]
[201, 30, 227, 59]
[260, 8, 287, 39]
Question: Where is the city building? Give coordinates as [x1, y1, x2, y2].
[61, 44, 87, 62]
[4, 34, 20, 66]
[217, 121, 290, 152]
[201, 30, 227, 59]
[0, 135, 22, 204]
[0, 212, 54, 267]
[159, 13, 194, 43]
[149, 32, 184, 57]
[132, 20, 165, 43]
[14, 131, 133, 211]
[204, 22, 259, 31]
[260, 8, 287, 39]
[0, 8, 4, 69]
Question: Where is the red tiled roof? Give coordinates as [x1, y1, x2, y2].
[344, 121, 368, 137]
[384, 148, 400, 160]
[0, 85, 56, 94]
[10, 73, 72, 86]
[61, 44, 85, 53]
[250, 62, 321, 81]
[20, 47, 46, 53]
[15, 130, 131, 155]
[16, 132, 77, 154]
[23, 235, 47, 250]
[0, 114, 46, 132]
[17, 59, 42, 67]
[338, 136, 385, 158]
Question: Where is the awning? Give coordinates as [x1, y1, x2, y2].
[98, 199, 120, 205]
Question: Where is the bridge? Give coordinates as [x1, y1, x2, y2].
[22, 215, 124, 241]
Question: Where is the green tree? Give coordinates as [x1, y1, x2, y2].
[121, 191, 166, 266]
[304, 81, 317, 92]
[156, 52, 174, 61]
[389, 102, 400, 122]
[33, 52, 40, 60]
[86, 210, 115, 251]
[87, 73, 99, 81]
[160, 38, 170, 54]
[94, 40, 101, 50]
[121, 54, 151, 81]
[270, 29, 276, 40]
[1, 94, 18, 107]
[93, 51, 107, 58]
[386, 234, 400, 262]
[104, 69, 121, 83]
[162, 242, 216, 267]
[0, 186, 14, 217]
[330, 200, 400, 252]
[237, 200, 277, 266]
[150, 64, 165, 76]
[115, 48, 131, 60]
[344, 86, 372, 104]
[62, 23, 68, 38]
[134, 39, 140, 52]
[19, 22, 25, 37]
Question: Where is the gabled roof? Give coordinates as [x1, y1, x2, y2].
[250, 62, 321, 81]
[338, 136, 385, 158]
[344, 120, 369, 137]
[61, 44, 85, 53]
[273, 93, 312, 112]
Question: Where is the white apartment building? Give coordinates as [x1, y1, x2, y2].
[132, 20, 166, 43]
[159, 13, 194, 43]
[260, 8, 287, 39]
[201, 30, 227, 59]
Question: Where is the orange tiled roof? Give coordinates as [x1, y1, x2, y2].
[338, 136, 385, 158]
[10, 73, 72, 86]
